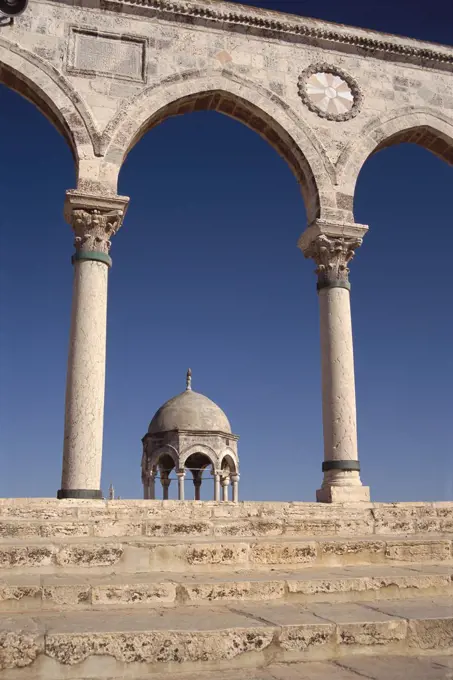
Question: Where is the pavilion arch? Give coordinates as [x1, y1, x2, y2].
[0, 40, 98, 170]
[147, 444, 180, 471]
[337, 108, 453, 202]
[219, 450, 239, 474]
[103, 69, 336, 223]
[179, 443, 218, 470]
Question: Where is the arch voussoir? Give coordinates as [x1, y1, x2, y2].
[0, 41, 99, 165]
[102, 69, 336, 223]
[337, 108, 453, 199]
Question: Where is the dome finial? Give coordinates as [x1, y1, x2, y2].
[186, 368, 192, 391]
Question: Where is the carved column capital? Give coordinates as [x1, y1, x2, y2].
[298, 219, 368, 291]
[64, 190, 130, 263]
[305, 234, 362, 290]
[72, 208, 122, 255]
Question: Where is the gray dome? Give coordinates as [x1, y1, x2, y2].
[148, 389, 232, 434]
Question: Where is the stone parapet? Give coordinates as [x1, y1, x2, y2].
[0, 499, 452, 535]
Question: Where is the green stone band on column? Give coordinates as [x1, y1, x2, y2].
[322, 460, 360, 472]
[57, 489, 103, 499]
[71, 251, 112, 267]
[317, 279, 351, 292]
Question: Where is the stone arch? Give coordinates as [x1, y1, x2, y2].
[148, 444, 179, 471]
[103, 69, 336, 223]
[0, 38, 99, 167]
[338, 108, 453, 201]
[219, 449, 239, 474]
[179, 443, 218, 469]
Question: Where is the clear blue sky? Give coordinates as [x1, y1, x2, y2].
[0, 0, 452, 502]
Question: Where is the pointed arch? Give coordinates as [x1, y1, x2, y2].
[102, 69, 336, 223]
[337, 108, 453, 199]
[0, 38, 99, 165]
[147, 444, 179, 470]
[179, 443, 218, 469]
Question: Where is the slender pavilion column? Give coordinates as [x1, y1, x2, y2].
[231, 474, 240, 503]
[299, 220, 370, 503]
[214, 472, 221, 501]
[58, 191, 129, 499]
[147, 472, 156, 500]
[177, 470, 185, 501]
[192, 470, 202, 501]
[161, 476, 171, 500]
[221, 476, 230, 502]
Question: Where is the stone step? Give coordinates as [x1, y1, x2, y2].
[90, 655, 453, 680]
[0, 534, 450, 573]
[0, 499, 452, 538]
[1, 564, 452, 612]
[1, 597, 452, 678]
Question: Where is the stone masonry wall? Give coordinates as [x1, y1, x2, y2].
[1, 0, 452, 224]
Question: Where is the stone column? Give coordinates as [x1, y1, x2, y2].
[58, 191, 129, 500]
[221, 476, 230, 502]
[231, 474, 240, 503]
[147, 473, 156, 500]
[161, 476, 171, 500]
[214, 472, 221, 501]
[299, 220, 370, 503]
[177, 471, 185, 501]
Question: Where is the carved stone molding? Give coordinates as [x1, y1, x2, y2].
[304, 234, 362, 289]
[100, 0, 453, 72]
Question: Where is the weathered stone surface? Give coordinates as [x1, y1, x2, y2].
[385, 541, 451, 563]
[92, 522, 142, 538]
[0, 584, 41, 609]
[45, 627, 275, 665]
[337, 619, 408, 646]
[0, 546, 54, 569]
[92, 582, 177, 605]
[55, 544, 123, 567]
[184, 580, 285, 603]
[251, 542, 317, 565]
[185, 544, 248, 566]
[214, 521, 284, 537]
[409, 618, 453, 650]
[144, 522, 212, 538]
[42, 585, 91, 607]
[319, 540, 386, 564]
[0, 522, 41, 539]
[279, 623, 335, 652]
[0, 618, 44, 670]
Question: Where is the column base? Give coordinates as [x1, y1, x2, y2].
[316, 485, 370, 503]
[57, 489, 103, 500]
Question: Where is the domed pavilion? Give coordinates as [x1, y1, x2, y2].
[141, 370, 240, 501]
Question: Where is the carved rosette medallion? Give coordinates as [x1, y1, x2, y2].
[298, 64, 362, 121]
[71, 208, 123, 255]
[305, 234, 362, 289]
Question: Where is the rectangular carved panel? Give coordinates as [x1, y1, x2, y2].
[67, 28, 146, 83]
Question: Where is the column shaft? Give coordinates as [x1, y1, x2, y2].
[178, 474, 185, 501]
[318, 286, 364, 498]
[214, 474, 221, 501]
[299, 224, 370, 503]
[162, 479, 170, 500]
[58, 190, 128, 500]
[221, 480, 230, 502]
[60, 260, 108, 497]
